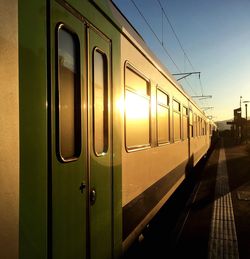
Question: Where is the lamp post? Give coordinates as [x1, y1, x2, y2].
[243, 101, 250, 144]
[240, 96, 243, 141]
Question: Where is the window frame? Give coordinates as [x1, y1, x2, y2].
[189, 108, 194, 138]
[56, 23, 82, 163]
[156, 86, 170, 145]
[193, 113, 198, 138]
[92, 47, 109, 157]
[172, 98, 181, 142]
[124, 62, 151, 152]
[198, 116, 201, 136]
[182, 105, 188, 140]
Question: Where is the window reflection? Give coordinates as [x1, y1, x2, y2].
[125, 66, 150, 149]
[173, 100, 181, 141]
[189, 110, 194, 138]
[93, 49, 108, 155]
[157, 89, 170, 144]
[58, 26, 81, 161]
[183, 106, 188, 140]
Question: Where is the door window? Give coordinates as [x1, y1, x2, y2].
[57, 26, 81, 161]
[93, 49, 108, 155]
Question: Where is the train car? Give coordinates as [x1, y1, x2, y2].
[0, 0, 216, 258]
[118, 9, 217, 250]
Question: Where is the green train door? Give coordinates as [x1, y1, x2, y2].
[50, 2, 113, 259]
[88, 27, 113, 259]
[50, 3, 87, 259]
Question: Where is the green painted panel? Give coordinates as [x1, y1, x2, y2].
[19, 0, 122, 258]
[50, 2, 87, 258]
[88, 27, 113, 259]
[19, 0, 48, 258]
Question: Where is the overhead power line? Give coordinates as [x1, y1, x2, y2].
[191, 95, 212, 98]
[129, 0, 203, 97]
[172, 71, 200, 81]
[155, 0, 196, 72]
[130, 0, 182, 73]
[156, 0, 207, 97]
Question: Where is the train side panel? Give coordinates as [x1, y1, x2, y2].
[120, 23, 213, 249]
[0, 0, 19, 258]
[121, 31, 191, 250]
[189, 105, 210, 166]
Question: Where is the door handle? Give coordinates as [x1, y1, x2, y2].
[90, 188, 96, 205]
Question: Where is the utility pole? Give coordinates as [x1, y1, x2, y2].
[239, 96, 242, 141]
[246, 103, 248, 144]
[243, 101, 250, 144]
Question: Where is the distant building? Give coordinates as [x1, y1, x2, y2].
[226, 107, 250, 143]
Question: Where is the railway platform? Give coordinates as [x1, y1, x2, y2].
[123, 135, 250, 259]
[174, 136, 250, 259]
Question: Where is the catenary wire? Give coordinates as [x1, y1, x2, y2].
[130, 0, 182, 74]
[130, 0, 200, 96]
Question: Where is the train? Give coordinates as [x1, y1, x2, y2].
[0, 0, 217, 258]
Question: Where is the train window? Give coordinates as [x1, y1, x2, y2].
[193, 114, 196, 137]
[126, 67, 148, 96]
[125, 66, 150, 150]
[93, 49, 108, 155]
[173, 99, 181, 141]
[183, 106, 188, 116]
[182, 106, 188, 140]
[197, 115, 199, 136]
[157, 89, 169, 106]
[196, 116, 198, 136]
[189, 109, 194, 138]
[202, 120, 205, 135]
[200, 118, 202, 136]
[57, 26, 81, 161]
[196, 117, 198, 136]
[157, 89, 170, 144]
[173, 99, 180, 111]
[202, 119, 205, 136]
[204, 121, 207, 135]
[197, 117, 200, 136]
[198, 117, 201, 136]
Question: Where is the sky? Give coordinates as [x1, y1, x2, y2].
[112, 0, 250, 122]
